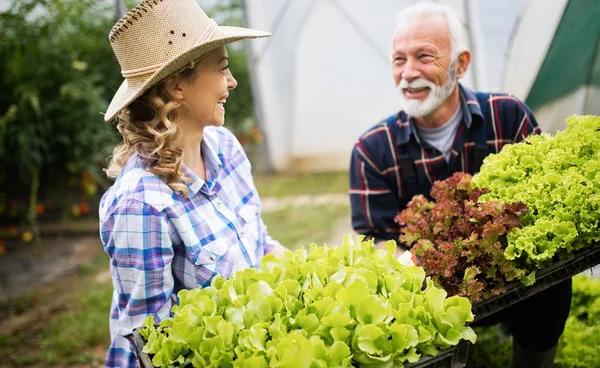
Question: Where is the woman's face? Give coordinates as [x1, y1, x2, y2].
[173, 46, 237, 129]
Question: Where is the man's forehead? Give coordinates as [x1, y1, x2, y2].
[393, 15, 451, 51]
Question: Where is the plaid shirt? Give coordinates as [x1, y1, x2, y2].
[99, 126, 278, 367]
[350, 84, 541, 244]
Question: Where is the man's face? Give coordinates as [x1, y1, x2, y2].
[392, 15, 458, 117]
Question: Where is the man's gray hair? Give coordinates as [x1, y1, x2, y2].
[394, 2, 469, 59]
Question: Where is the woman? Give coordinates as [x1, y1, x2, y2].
[99, 1, 285, 366]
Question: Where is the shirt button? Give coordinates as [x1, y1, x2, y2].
[210, 255, 216, 261]
[216, 202, 223, 209]
[240, 231, 245, 237]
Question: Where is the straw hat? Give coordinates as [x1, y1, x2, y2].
[104, 0, 270, 121]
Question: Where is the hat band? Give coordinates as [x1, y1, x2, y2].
[118, 19, 220, 79]
[121, 63, 166, 78]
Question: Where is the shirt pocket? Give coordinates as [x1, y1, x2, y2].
[192, 238, 229, 264]
[238, 203, 261, 266]
[190, 238, 230, 286]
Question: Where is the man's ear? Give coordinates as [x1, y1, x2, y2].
[163, 76, 185, 101]
[456, 50, 471, 79]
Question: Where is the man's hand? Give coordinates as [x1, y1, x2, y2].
[397, 250, 418, 267]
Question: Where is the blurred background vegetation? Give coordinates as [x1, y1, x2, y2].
[0, 0, 264, 246]
[0, 2, 352, 365]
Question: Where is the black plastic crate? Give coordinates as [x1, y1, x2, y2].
[405, 341, 470, 368]
[471, 241, 600, 323]
[133, 329, 154, 368]
[133, 329, 470, 368]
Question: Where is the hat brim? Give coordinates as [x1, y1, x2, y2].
[104, 26, 270, 121]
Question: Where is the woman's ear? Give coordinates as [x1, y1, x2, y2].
[163, 76, 185, 101]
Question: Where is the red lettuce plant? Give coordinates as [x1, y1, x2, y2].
[394, 172, 534, 302]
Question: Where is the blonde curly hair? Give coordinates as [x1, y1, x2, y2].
[105, 67, 197, 198]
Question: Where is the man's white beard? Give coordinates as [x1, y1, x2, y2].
[397, 61, 458, 118]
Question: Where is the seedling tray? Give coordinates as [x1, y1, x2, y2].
[472, 242, 600, 322]
[404, 341, 470, 368]
[133, 330, 470, 368]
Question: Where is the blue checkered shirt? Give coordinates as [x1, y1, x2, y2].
[99, 127, 279, 367]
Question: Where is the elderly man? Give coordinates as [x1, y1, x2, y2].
[349, 3, 570, 367]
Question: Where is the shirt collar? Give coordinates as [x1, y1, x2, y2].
[202, 130, 223, 171]
[459, 84, 484, 129]
[395, 83, 483, 146]
[121, 139, 222, 198]
[185, 134, 223, 197]
[121, 152, 145, 174]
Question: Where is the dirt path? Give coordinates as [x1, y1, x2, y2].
[0, 235, 107, 333]
[0, 235, 105, 303]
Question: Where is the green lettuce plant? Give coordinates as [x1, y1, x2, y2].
[139, 237, 476, 368]
[472, 115, 600, 269]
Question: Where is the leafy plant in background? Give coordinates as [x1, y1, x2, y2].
[472, 115, 600, 268]
[395, 172, 534, 303]
[0, 0, 122, 234]
[0, 0, 260, 234]
[467, 274, 600, 368]
[139, 237, 476, 367]
[554, 274, 600, 367]
[465, 325, 512, 368]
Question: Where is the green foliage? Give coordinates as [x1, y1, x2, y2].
[0, 0, 121, 206]
[467, 325, 512, 368]
[554, 275, 600, 368]
[467, 275, 600, 368]
[140, 237, 476, 367]
[472, 116, 600, 268]
[0, 0, 258, 205]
